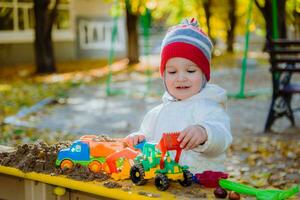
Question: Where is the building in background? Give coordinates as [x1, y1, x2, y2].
[0, 0, 126, 66]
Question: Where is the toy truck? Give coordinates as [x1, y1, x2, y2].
[130, 133, 193, 191]
[56, 135, 139, 180]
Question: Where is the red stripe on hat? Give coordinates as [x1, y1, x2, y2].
[160, 42, 210, 81]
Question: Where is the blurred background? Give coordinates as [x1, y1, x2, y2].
[0, 0, 299, 140]
[0, 0, 299, 68]
[1, 0, 300, 139]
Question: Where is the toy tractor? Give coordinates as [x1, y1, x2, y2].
[130, 133, 193, 191]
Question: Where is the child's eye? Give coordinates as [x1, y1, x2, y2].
[187, 70, 196, 73]
[168, 71, 176, 74]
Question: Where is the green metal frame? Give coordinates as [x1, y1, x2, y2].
[230, 0, 279, 98]
[140, 8, 152, 95]
[106, 0, 124, 96]
[272, 0, 280, 81]
[230, 0, 262, 98]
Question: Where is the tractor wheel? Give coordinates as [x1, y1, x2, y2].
[130, 164, 147, 185]
[155, 173, 170, 191]
[88, 161, 102, 173]
[179, 170, 193, 187]
[60, 159, 74, 170]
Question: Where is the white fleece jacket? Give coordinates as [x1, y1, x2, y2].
[135, 84, 232, 174]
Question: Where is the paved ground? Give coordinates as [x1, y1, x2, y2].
[25, 65, 300, 137]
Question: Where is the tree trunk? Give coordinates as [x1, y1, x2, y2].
[34, 0, 58, 74]
[226, 0, 237, 53]
[203, 0, 214, 44]
[125, 1, 139, 65]
[277, 0, 286, 38]
[254, 0, 287, 51]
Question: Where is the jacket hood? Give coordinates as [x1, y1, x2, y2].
[162, 84, 227, 104]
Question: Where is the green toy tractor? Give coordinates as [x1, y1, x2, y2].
[130, 133, 193, 191]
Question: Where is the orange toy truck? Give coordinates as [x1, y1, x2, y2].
[56, 135, 139, 180]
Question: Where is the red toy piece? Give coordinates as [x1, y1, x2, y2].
[156, 132, 182, 169]
[195, 170, 228, 188]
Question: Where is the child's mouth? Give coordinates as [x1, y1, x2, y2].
[176, 86, 190, 89]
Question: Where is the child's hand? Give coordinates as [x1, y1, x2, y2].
[125, 134, 146, 147]
[177, 125, 207, 150]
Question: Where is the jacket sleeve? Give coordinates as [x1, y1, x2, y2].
[192, 103, 232, 156]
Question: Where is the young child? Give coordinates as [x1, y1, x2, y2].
[126, 18, 232, 173]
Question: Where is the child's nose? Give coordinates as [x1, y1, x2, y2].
[177, 73, 187, 81]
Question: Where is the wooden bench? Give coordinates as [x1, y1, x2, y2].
[265, 39, 300, 131]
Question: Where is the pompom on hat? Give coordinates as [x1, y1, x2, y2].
[160, 18, 213, 81]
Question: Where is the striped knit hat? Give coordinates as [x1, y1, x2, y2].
[160, 18, 213, 81]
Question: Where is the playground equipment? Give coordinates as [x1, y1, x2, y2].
[233, 0, 254, 98]
[140, 8, 153, 95]
[263, 0, 300, 131]
[56, 135, 139, 180]
[130, 132, 193, 191]
[106, 0, 123, 96]
[264, 40, 300, 131]
[219, 179, 299, 200]
[230, 0, 271, 99]
[232, 0, 279, 98]
[233, 0, 297, 100]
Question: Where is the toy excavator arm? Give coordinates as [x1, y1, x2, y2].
[105, 148, 138, 174]
[156, 132, 182, 169]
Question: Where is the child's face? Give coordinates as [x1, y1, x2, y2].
[164, 57, 203, 100]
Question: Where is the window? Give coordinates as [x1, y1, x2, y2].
[0, 0, 70, 31]
[0, 0, 71, 42]
[75, 145, 81, 152]
[0, 3, 13, 30]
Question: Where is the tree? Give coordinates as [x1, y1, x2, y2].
[254, 0, 287, 50]
[203, 0, 214, 43]
[110, 0, 154, 65]
[125, 0, 140, 64]
[287, 0, 300, 38]
[33, 0, 59, 73]
[226, 0, 237, 52]
[154, 0, 232, 50]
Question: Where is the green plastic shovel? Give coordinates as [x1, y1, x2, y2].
[219, 179, 299, 200]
